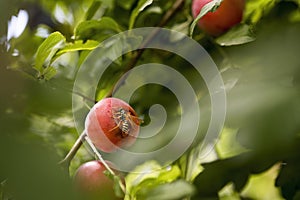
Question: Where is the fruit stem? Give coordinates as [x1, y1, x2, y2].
[84, 136, 115, 175]
[59, 131, 86, 170]
[84, 135, 126, 193]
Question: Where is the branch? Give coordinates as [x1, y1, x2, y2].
[106, 0, 186, 97]
[59, 0, 186, 171]
[72, 90, 97, 103]
[59, 131, 86, 169]
[47, 81, 96, 103]
[158, 0, 185, 27]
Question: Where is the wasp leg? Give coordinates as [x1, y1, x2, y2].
[108, 121, 122, 132]
[128, 115, 144, 126]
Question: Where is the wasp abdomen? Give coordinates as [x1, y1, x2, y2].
[112, 108, 134, 138]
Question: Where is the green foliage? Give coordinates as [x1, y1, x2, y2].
[244, 0, 276, 24]
[276, 153, 300, 200]
[129, 0, 153, 29]
[215, 24, 255, 46]
[190, 0, 223, 37]
[85, 1, 102, 20]
[241, 164, 283, 200]
[1, 0, 300, 199]
[55, 40, 99, 58]
[125, 161, 186, 199]
[34, 32, 66, 77]
[216, 127, 248, 159]
[74, 17, 122, 41]
[137, 180, 195, 200]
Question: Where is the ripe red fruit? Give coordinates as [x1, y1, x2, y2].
[74, 160, 118, 200]
[85, 97, 141, 153]
[192, 0, 245, 36]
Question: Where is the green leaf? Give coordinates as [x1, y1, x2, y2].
[103, 170, 124, 198]
[170, 18, 193, 42]
[185, 148, 205, 182]
[193, 151, 281, 198]
[113, 176, 125, 198]
[34, 32, 65, 74]
[218, 182, 241, 200]
[117, 0, 136, 10]
[289, 9, 300, 22]
[241, 164, 282, 200]
[104, 37, 123, 66]
[125, 160, 161, 193]
[103, 169, 114, 180]
[137, 180, 195, 200]
[129, 0, 153, 29]
[40, 40, 99, 79]
[275, 159, 300, 200]
[125, 161, 181, 199]
[215, 24, 256, 46]
[75, 17, 122, 41]
[77, 50, 91, 68]
[85, 0, 102, 20]
[43, 66, 57, 80]
[134, 6, 162, 27]
[216, 127, 249, 159]
[243, 0, 276, 24]
[100, 0, 114, 9]
[190, 0, 223, 37]
[0, 180, 6, 200]
[54, 40, 99, 58]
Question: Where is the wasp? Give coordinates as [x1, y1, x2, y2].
[110, 107, 142, 138]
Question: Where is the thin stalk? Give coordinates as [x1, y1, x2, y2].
[59, 131, 86, 168]
[84, 135, 126, 193]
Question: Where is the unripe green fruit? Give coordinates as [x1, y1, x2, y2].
[192, 0, 245, 36]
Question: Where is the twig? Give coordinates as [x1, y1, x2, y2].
[84, 136, 115, 175]
[47, 81, 96, 103]
[106, 0, 186, 97]
[72, 90, 97, 103]
[59, 0, 186, 171]
[158, 0, 185, 27]
[59, 131, 86, 168]
[84, 135, 126, 193]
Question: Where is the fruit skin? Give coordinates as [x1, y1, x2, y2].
[85, 97, 140, 153]
[73, 160, 118, 200]
[192, 0, 245, 36]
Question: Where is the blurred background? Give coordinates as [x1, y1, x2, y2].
[0, 0, 300, 199]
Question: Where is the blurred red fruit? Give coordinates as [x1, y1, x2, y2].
[74, 160, 119, 200]
[192, 0, 245, 36]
